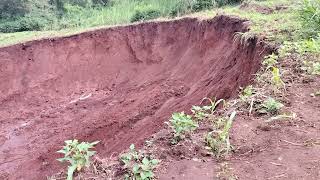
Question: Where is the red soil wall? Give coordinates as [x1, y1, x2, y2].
[0, 15, 271, 179]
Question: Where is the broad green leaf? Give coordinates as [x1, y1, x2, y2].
[140, 171, 147, 180]
[151, 159, 159, 165]
[141, 164, 150, 171]
[132, 164, 140, 173]
[144, 171, 154, 178]
[142, 157, 149, 165]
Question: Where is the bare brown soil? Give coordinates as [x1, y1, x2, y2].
[0, 15, 271, 179]
[156, 76, 320, 180]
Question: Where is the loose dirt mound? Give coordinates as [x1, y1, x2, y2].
[0, 15, 271, 179]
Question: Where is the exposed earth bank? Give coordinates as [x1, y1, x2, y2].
[0, 15, 271, 179]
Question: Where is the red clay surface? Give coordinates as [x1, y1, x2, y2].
[0, 15, 270, 179]
[157, 76, 320, 180]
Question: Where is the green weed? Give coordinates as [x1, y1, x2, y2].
[191, 98, 225, 121]
[271, 67, 286, 89]
[205, 111, 236, 158]
[298, 0, 320, 38]
[239, 85, 258, 115]
[57, 140, 99, 180]
[120, 144, 159, 180]
[167, 112, 198, 144]
[296, 37, 320, 54]
[259, 97, 284, 115]
[202, 97, 226, 113]
[191, 105, 212, 120]
[239, 85, 254, 101]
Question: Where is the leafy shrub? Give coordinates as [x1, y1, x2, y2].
[205, 111, 236, 157]
[192, 0, 216, 11]
[0, 18, 42, 33]
[167, 112, 198, 143]
[0, 9, 57, 33]
[57, 140, 99, 180]
[169, 0, 193, 17]
[120, 144, 159, 180]
[0, 0, 28, 19]
[130, 5, 161, 23]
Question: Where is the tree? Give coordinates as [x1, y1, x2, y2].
[0, 0, 28, 19]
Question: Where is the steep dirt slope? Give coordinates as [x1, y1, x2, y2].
[0, 15, 271, 179]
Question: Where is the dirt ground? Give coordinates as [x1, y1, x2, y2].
[157, 76, 320, 180]
[0, 15, 272, 179]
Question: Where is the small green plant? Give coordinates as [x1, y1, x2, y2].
[239, 85, 254, 101]
[191, 98, 224, 120]
[296, 37, 320, 54]
[57, 140, 99, 180]
[239, 85, 260, 115]
[120, 144, 159, 180]
[205, 111, 236, 158]
[263, 53, 279, 70]
[201, 97, 225, 113]
[167, 112, 198, 143]
[271, 67, 285, 89]
[259, 97, 284, 115]
[191, 105, 211, 120]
